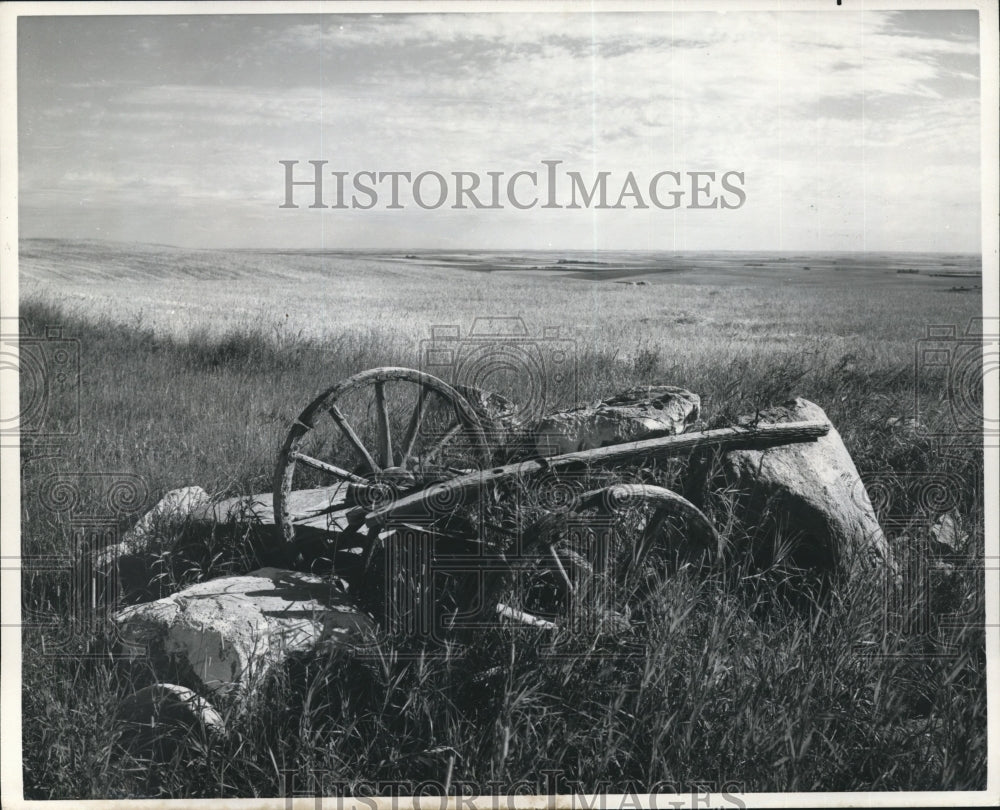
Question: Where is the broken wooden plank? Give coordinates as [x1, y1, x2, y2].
[495, 602, 557, 629]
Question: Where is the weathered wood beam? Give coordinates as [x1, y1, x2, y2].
[365, 420, 829, 527]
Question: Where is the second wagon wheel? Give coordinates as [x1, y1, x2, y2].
[273, 367, 491, 551]
[476, 483, 721, 636]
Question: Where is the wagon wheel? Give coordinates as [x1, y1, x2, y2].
[473, 483, 721, 635]
[273, 367, 491, 549]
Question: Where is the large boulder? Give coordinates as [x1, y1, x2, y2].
[532, 385, 700, 456]
[112, 568, 373, 699]
[721, 398, 894, 589]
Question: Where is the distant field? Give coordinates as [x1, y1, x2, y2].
[16, 239, 986, 797]
[18, 238, 983, 370]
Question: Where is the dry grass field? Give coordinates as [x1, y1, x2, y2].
[19, 239, 982, 349]
[16, 238, 986, 798]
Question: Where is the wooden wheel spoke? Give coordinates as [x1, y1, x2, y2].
[289, 451, 368, 484]
[547, 543, 576, 595]
[328, 403, 380, 474]
[399, 390, 432, 467]
[373, 381, 393, 469]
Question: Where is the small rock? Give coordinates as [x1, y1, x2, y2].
[125, 486, 210, 554]
[117, 682, 225, 759]
[532, 385, 700, 455]
[113, 567, 372, 699]
[930, 510, 967, 552]
[118, 682, 225, 738]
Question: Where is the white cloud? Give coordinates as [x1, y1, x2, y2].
[17, 10, 981, 250]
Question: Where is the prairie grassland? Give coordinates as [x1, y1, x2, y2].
[20, 239, 979, 357]
[17, 239, 986, 797]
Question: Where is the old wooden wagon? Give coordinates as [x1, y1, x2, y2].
[267, 367, 830, 636]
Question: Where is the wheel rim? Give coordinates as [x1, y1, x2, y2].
[490, 483, 720, 631]
[273, 367, 489, 545]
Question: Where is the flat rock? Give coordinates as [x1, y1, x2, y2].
[532, 385, 700, 456]
[722, 398, 894, 588]
[112, 567, 373, 698]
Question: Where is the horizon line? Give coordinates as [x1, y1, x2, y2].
[16, 236, 984, 257]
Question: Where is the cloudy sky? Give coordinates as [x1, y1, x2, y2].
[17, 9, 981, 251]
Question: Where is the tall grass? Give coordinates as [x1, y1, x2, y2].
[17, 294, 986, 798]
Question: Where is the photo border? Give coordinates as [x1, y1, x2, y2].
[1, 1, 997, 807]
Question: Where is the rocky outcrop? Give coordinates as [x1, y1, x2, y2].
[112, 567, 373, 698]
[97, 486, 210, 566]
[452, 383, 524, 450]
[93, 486, 212, 596]
[454, 384, 522, 429]
[532, 385, 700, 456]
[721, 398, 894, 588]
